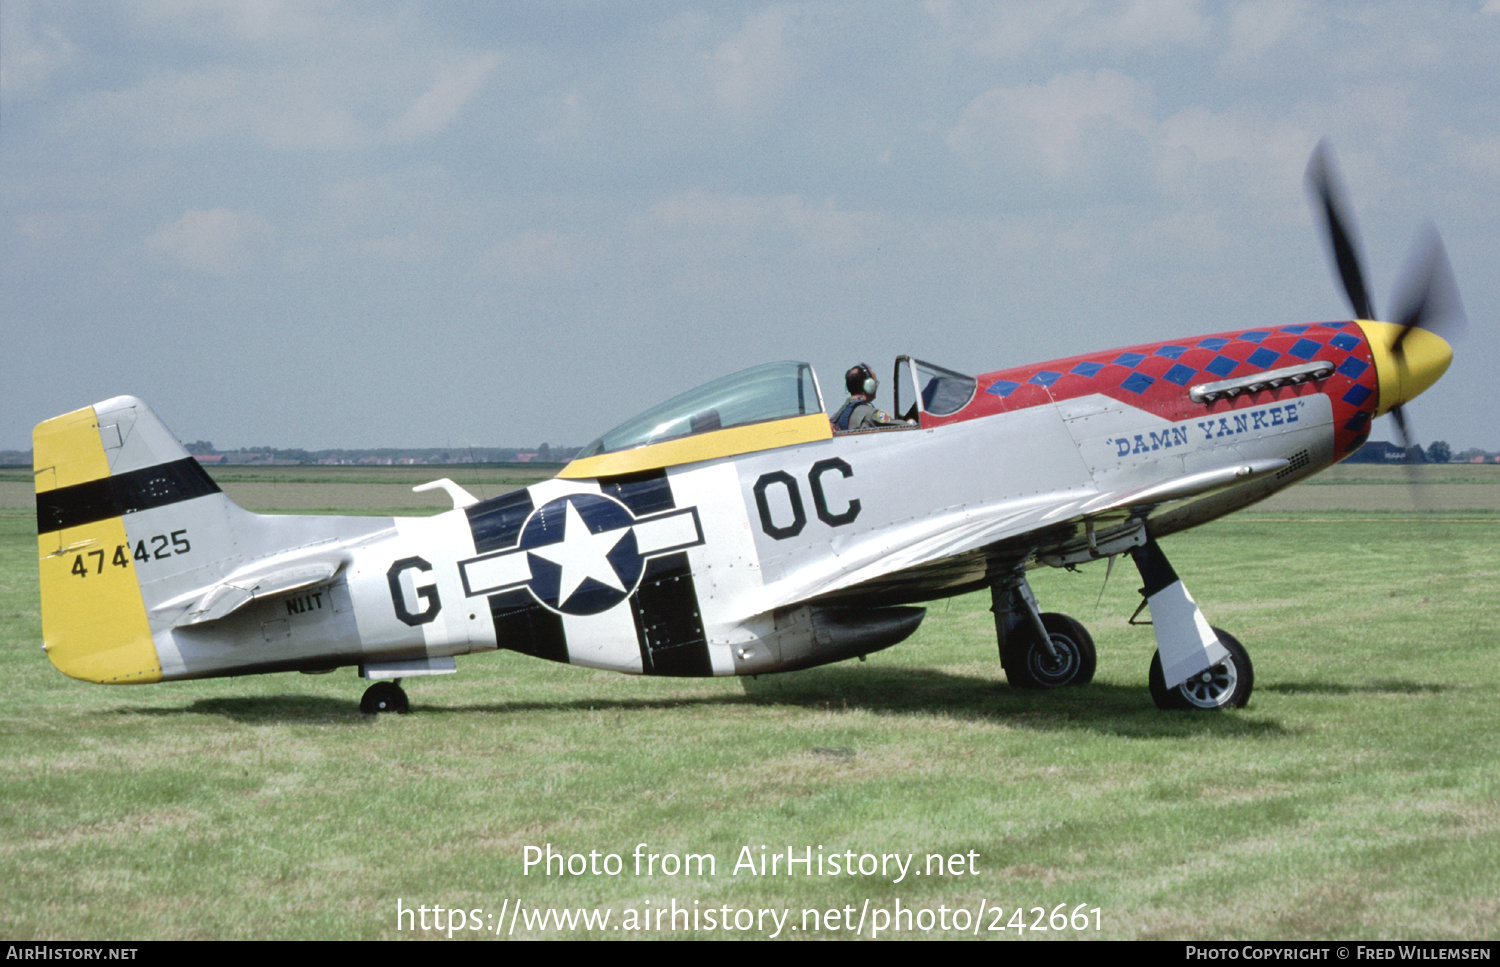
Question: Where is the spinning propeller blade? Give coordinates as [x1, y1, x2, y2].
[1306, 140, 1377, 322]
[1389, 223, 1467, 358]
[1304, 141, 1461, 458]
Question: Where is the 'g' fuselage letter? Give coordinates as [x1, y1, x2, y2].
[388, 556, 441, 626]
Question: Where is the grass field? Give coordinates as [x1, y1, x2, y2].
[2, 468, 1497, 940]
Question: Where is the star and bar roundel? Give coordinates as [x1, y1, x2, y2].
[459, 493, 704, 616]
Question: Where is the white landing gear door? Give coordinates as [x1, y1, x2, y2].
[1130, 536, 1229, 689]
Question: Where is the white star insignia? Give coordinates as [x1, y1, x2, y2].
[529, 499, 629, 605]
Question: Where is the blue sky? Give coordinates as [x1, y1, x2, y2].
[4, 1, 1498, 451]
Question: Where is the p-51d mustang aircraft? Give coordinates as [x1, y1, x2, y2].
[33, 145, 1463, 712]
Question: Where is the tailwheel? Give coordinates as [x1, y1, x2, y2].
[1148, 627, 1253, 710]
[1003, 613, 1097, 689]
[361, 680, 410, 715]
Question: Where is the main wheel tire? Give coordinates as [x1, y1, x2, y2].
[1148, 627, 1253, 710]
[360, 681, 410, 715]
[1003, 613, 1096, 689]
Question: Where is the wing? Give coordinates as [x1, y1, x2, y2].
[757, 457, 1289, 612]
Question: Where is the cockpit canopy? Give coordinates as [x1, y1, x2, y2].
[559, 356, 978, 480]
[894, 357, 977, 419]
[575, 361, 824, 459]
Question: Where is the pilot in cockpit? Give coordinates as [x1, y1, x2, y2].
[831, 363, 913, 431]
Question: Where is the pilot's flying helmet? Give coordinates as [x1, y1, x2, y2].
[846, 363, 877, 397]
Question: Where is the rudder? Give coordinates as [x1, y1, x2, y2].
[34, 396, 222, 683]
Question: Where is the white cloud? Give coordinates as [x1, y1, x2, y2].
[709, 6, 796, 121]
[1157, 107, 1310, 178]
[145, 207, 271, 274]
[131, 0, 342, 44]
[925, 0, 1083, 59]
[51, 4, 500, 153]
[386, 53, 501, 143]
[1131, 207, 1230, 256]
[0, 0, 78, 100]
[476, 230, 582, 285]
[535, 89, 592, 146]
[293, 171, 456, 267]
[946, 69, 1154, 179]
[67, 66, 372, 151]
[648, 190, 884, 254]
[925, 0, 1207, 58]
[1458, 135, 1500, 175]
[358, 234, 442, 265]
[1097, 0, 1209, 50]
[1332, 81, 1416, 147]
[1226, 0, 1313, 61]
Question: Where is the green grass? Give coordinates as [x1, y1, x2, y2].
[1298, 464, 1500, 485]
[1, 504, 1497, 940]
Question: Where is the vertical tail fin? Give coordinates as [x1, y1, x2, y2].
[34, 396, 222, 683]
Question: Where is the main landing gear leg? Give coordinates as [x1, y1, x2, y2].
[360, 678, 410, 715]
[1128, 536, 1254, 710]
[991, 571, 1096, 689]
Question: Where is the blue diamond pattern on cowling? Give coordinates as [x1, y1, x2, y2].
[978, 323, 1375, 417]
[1205, 355, 1238, 377]
[1337, 357, 1369, 378]
[1163, 364, 1196, 386]
[1287, 338, 1322, 360]
[1248, 347, 1280, 368]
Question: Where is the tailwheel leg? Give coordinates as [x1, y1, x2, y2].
[991, 573, 1096, 689]
[1129, 536, 1254, 710]
[361, 679, 410, 715]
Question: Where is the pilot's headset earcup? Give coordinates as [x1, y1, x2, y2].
[846, 363, 877, 397]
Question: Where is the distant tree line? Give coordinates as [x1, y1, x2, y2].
[1343, 440, 1487, 464]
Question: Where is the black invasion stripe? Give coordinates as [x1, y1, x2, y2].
[466, 488, 535, 553]
[604, 469, 713, 676]
[489, 589, 569, 664]
[599, 468, 674, 515]
[37, 457, 222, 534]
[630, 553, 712, 676]
[466, 489, 569, 661]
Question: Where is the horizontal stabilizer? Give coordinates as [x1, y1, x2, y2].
[158, 553, 349, 626]
[361, 656, 458, 680]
